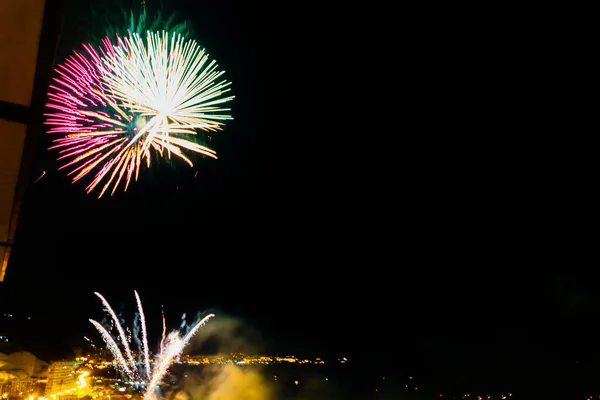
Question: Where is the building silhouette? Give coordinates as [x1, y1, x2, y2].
[0, 0, 62, 281]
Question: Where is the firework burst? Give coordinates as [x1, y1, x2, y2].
[45, 30, 234, 197]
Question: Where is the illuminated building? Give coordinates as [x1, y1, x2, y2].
[0, 0, 62, 281]
[45, 361, 75, 396]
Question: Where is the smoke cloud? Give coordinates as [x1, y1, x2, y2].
[188, 312, 265, 355]
[176, 364, 272, 400]
[167, 313, 340, 399]
[174, 313, 274, 399]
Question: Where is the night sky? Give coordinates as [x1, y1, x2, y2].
[0, 0, 597, 396]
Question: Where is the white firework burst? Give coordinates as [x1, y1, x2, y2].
[46, 30, 234, 197]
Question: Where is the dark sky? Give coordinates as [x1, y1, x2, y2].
[0, 0, 597, 395]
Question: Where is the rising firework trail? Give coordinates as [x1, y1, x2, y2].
[45, 30, 234, 197]
[89, 291, 214, 400]
[89, 319, 136, 380]
[135, 290, 151, 380]
[94, 292, 137, 370]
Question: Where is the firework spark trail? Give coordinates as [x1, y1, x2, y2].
[144, 314, 214, 399]
[181, 314, 215, 350]
[145, 332, 183, 400]
[160, 305, 167, 355]
[89, 319, 136, 380]
[135, 290, 152, 380]
[45, 30, 234, 197]
[90, 292, 214, 400]
[84, 336, 97, 349]
[94, 292, 138, 372]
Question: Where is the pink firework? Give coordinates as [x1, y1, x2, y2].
[45, 31, 234, 197]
